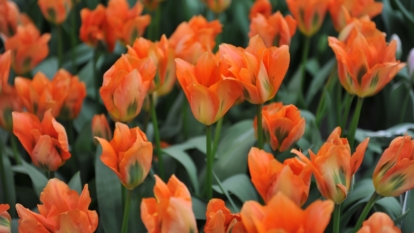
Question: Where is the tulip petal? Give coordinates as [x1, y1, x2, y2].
[303, 200, 334, 233]
[140, 198, 159, 233]
[161, 197, 198, 233]
[187, 84, 219, 125]
[96, 137, 121, 179]
[350, 137, 370, 174]
[12, 111, 42, 156]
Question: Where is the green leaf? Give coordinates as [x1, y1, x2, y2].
[12, 160, 48, 197]
[31, 57, 58, 79]
[212, 174, 259, 203]
[391, 0, 414, 25]
[305, 58, 320, 77]
[402, 190, 414, 232]
[77, 61, 94, 98]
[68, 171, 82, 195]
[192, 196, 207, 220]
[306, 58, 336, 105]
[0, 155, 16, 216]
[95, 145, 122, 233]
[394, 209, 409, 226]
[159, 92, 184, 139]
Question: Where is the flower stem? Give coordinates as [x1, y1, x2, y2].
[206, 125, 213, 200]
[298, 36, 311, 108]
[93, 48, 101, 114]
[333, 204, 341, 233]
[257, 104, 264, 149]
[0, 142, 9, 204]
[399, 89, 410, 123]
[353, 192, 381, 232]
[348, 97, 364, 149]
[149, 93, 164, 180]
[11, 135, 21, 165]
[67, 120, 74, 150]
[48, 171, 55, 179]
[70, 8, 78, 73]
[182, 99, 189, 140]
[340, 93, 355, 132]
[212, 117, 223, 157]
[121, 189, 132, 233]
[57, 24, 63, 68]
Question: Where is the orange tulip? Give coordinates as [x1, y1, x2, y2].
[169, 15, 222, 64]
[203, 0, 232, 14]
[329, 0, 383, 32]
[0, 88, 22, 131]
[5, 23, 50, 75]
[0, 204, 10, 233]
[219, 35, 290, 104]
[292, 127, 369, 204]
[373, 135, 414, 197]
[286, 0, 329, 37]
[248, 147, 311, 206]
[127, 35, 176, 96]
[357, 212, 400, 233]
[12, 110, 71, 171]
[16, 178, 98, 233]
[92, 114, 112, 143]
[0, 50, 12, 95]
[38, 0, 73, 24]
[141, 175, 198, 233]
[328, 20, 406, 98]
[205, 199, 246, 233]
[249, 0, 272, 19]
[0, 0, 19, 37]
[249, 11, 297, 48]
[175, 52, 242, 126]
[95, 122, 152, 190]
[253, 102, 305, 152]
[100, 54, 156, 122]
[240, 192, 334, 233]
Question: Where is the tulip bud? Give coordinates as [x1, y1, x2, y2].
[0, 204, 11, 233]
[390, 34, 402, 60]
[357, 212, 400, 233]
[407, 48, 414, 79]
[38, 0, 73, 24]
[91, 114, 112, 144]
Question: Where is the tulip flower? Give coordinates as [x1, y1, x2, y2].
[373, 135, 414, 197]
[0, 204, 10, 233]
[12, 110, 71, 171]
[248, 147, 311, 206]
[141, 175, 198, 233]
[240, 192, 334, 233]
[286, 0, 329, 37]
[249, 0, 272, 19]
[328, 0, 383, 32]
[175, 52, 242, 126]
[142, 0, 165, 11]
[0, 50, 11, 95]
[92, 114, 112, 143]
[16, 178, 98, 233]
[249, 11, 297, 47]
[205, 199, 246, 233]
[219, 35, 290, 104]
[0, 88, 22, 131]
[357, 212, 401, 233]
[5, 23, 51, 75]
[169, 15, 222, 64]
[328, 20, 405, 98]
[38, 0, 73, 24]
[408, 48, 414, 79]
[292, 127, 369, 204]
[203, 0, 232, 14]
[253, 102, 305, 152]
[95, 122, 152, 190]
[100, 54, 156, 122]
[0, 0, 19, 37]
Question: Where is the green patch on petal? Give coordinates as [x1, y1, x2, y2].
[38, 162, 50, 171]
[190, 228, 197, 233]
[47, 8, 56, 23]
[312, 13, 319, 28]
[299, 8, 305, 22]
[33, 102, 38, 114]
[370, 73, 379, 88]
[128, 161, 144, 187]
[333, 167, 347, 188]
[273, 34, 280, 47]
[0, 216, 10, 228]
[127, 98, 138, 117]
[356, 66, 367, 85]
[242, 88, 250, 101]
[274, 127, 289, 145]
[23, 57, 31, 72]
[130, 28, 139, 46]
[390, 174, 405, 191]
[3, 107, 13, 131]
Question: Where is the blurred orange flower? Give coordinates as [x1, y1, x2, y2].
[249, 11, 297, 47]
[253, 102, 305, 152]
[205, 199, 246, 233]
[286, 0, 329, 37]
[203, 0, 232, 14]
[100, 54, 156, 122]
[0, 50, 12, 95]
[96, 122, 152, 190]
[0, 88, 22, 131]
[92, 114, 112, 143]
[329, 19, 406, 98]
[0, 0, 19, 37]
[219, 35, 290, 104]
[240, 192, 334, 233]
[141, 175, 198, 233]
[12, 110, 71, 171]
[292, 127, 369, 204]
[175, 52, 242, 126]
[127, 35, 176, 96]
[38, 0, 73, 24]
[249, 0, 272, 19]
[5, 23, 50, 75]
[16, 178, 98, 233]
[373, 135, 414, 197]
[0, 204, 11, 233]
[248, 147, 311, 206]
[142, 0, 164, 11]
[357, 212, 401, 233]
[329, 0, 383, 32]
[169, 15, 222, 64]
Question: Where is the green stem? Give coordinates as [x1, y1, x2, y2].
[348, 98, 364, 149]
[70, 8, 77, 73]
[148, 7, 161, 41]
[93, 48, 101, 114]
[182, 100, 189, 140]
[353, 192, 381, 232]
[212, 117, 223, 157]
[57, 24, 63, 68]
[121, 189, 132, 233]
[0, 142, 9, 204]
[206, 125, 213, 200]
[315, 88, 327, 127]
[67, 120, 74, 149]
[11, 135, 21, 165]
[333, 204, 341, 233]
[399, 91, 410, 123]
[298, 36, 311, 108]
[257, 104, 264, 149]
[340, 93, 355, 132]
[48, 171, 55, 179]
[149, 94, 164, 180]
[336, 81, 342, 127]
